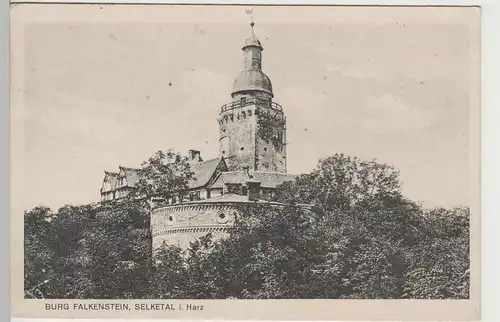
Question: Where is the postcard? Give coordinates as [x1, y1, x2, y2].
[10, 3, 481, 320]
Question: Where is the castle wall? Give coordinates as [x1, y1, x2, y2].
[151, 203, 238, 250]
[255, 106, 286, 173]
[218, 102, 286, 173]
[115, 188, 132, 199]
[101, 26, 297, 254]
[218, 104, 257, 171]
[101, 191, 114, 201]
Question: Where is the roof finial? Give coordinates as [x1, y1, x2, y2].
[246, 8, 255, 31]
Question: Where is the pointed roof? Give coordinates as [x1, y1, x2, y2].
[101, 171, 119, 193]
[118, 166, 142, 188]
[188, 157, 227, 189]
[104, 156, 227, 191]
[104, 171, 119, 178]
[243, 22, 263, 50]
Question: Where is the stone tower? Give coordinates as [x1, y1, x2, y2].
[218, 22, 287, 173]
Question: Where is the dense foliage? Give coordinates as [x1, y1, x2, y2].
[24, 152, 470, 299]
[130, 150, 194, 206]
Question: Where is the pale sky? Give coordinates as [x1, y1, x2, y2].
[17, 5, 479, 211]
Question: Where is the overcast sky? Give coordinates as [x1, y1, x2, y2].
[17, 5, 479, 211]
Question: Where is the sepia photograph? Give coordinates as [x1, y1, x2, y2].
[10, 3, 480, 320]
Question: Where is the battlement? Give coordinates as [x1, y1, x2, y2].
[220, 97, 282, 114]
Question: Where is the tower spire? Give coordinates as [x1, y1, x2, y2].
[231, 13, 272, 98]
[249, 12, 255, 30]
[246, 8, 254, 26]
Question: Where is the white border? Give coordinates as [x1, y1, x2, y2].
[480, 2, 500, 322]
[2, 0, 9, 319]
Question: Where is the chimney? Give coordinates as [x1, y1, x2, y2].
[188, 149, 201, 162]
[246, 180, 261, 202]
[224, 182, 241, 195]
[242, 163, 253, 178]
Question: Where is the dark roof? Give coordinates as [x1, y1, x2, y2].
[232, 69, 273, 97]
[104, 157, 225, 191]
[188, 157, 226, 189]
[208, 171, 295, 189]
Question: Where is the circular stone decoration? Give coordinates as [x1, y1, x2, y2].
[215, 211, 230, 224]
[166, 215, 175, 226]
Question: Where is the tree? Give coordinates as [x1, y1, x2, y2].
[272, 154, 468, 299]
[23, 152, 470, 300]
[23, 150, 195, 299]
[149, 244, 188, 299]
[47, 205, 93, 258]
[275, 154, 402, 213]
[181, 204, 321, 299]
[403, 207, 470, 299]
[130, 150, 194, 205]
[44, 204, 94, 298]
[24, 206, 54, 298]
[87, 201, 151, 299]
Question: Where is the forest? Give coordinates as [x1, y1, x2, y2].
[24, 151, 470, 299]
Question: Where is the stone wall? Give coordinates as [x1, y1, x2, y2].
[255, 106, 286, 173]
[115, 188, 132, 199]
[101, 191, 114, 201]
[218, 102, 286, 173]
[151, 203, 238, 250]
[218, 104, 257, 171]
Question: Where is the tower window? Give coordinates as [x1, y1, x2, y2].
[222, 150, 226, 154]
[264, 147, 267, 152]
[240, 147, 244, 151]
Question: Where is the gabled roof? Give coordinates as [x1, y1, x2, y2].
[108, 157, 226, 191]
[101, 171, 119, 193]
[188, 157, 227, 189]
[208, 171, 295, 189]
[118, 166, 141, 188]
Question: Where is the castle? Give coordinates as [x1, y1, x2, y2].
[100, 22, 298, 250]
